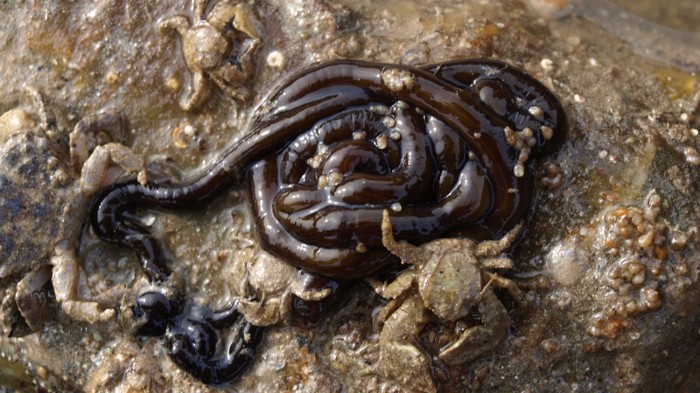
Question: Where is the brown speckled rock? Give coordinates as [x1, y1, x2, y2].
[1, 0, 698, 392]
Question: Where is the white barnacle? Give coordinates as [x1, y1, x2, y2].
[307, 155, 322, 169]
[541, 125, 554, 140]
[353, 131, 366, 140]
[503, 126, 517, 146]
[266, 50, 286, 68]
[642, 288, 661, 310]
[381, 68, 415, 92]
[395, 100, 409, 109]
[519, 148, 530, 163]
[327, 171, 343, 186]
[172, 123, 196, 149]
[540, 58, 554, 71]
[683, 146, 700, 166]
[317, 175, 328, 189]
[528, 105, 544, 120]
[513, 163, 525, 178]
[546, 238, 588, 286]
[370, 104, 390, 114]
[504, 124, 542, 176]
[514, 146, 531, 177]
[142, 215, 156, 227]
[383, 116, 396, 128]
[375, 134, 389, 149]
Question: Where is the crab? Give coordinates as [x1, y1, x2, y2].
[369, 210, 526, 383]
[158, 0, 262, 111]
[0, 88, 148, 334]
[230, 246, 336, 326]
[84, 339, 169, 393]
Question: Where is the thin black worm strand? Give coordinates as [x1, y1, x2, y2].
[92, 59, 566, 281]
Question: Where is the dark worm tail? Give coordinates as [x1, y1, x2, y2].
[134, 293, 265, 385]
[89, 154, 244, 281]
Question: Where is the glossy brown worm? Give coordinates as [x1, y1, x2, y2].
[92, 59, 566, 280]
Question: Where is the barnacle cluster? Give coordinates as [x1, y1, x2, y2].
[587, 190, 687, 338]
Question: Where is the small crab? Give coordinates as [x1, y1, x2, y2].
[0, 89, 147, 334]
[375, 293, 436, 393]
[158, 0, 262, 111]
[84, 339, 169, 393]
[69, 111, 148, 194]
[370, 210, 526, 376]
[231, 247, 338, 326]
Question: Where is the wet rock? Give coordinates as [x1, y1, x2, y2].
[0, 0, 698, 392]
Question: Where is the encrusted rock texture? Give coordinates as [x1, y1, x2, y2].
[0, 0, 698, 392]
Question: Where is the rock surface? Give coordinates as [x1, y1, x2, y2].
[1, 0, 698, 392]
